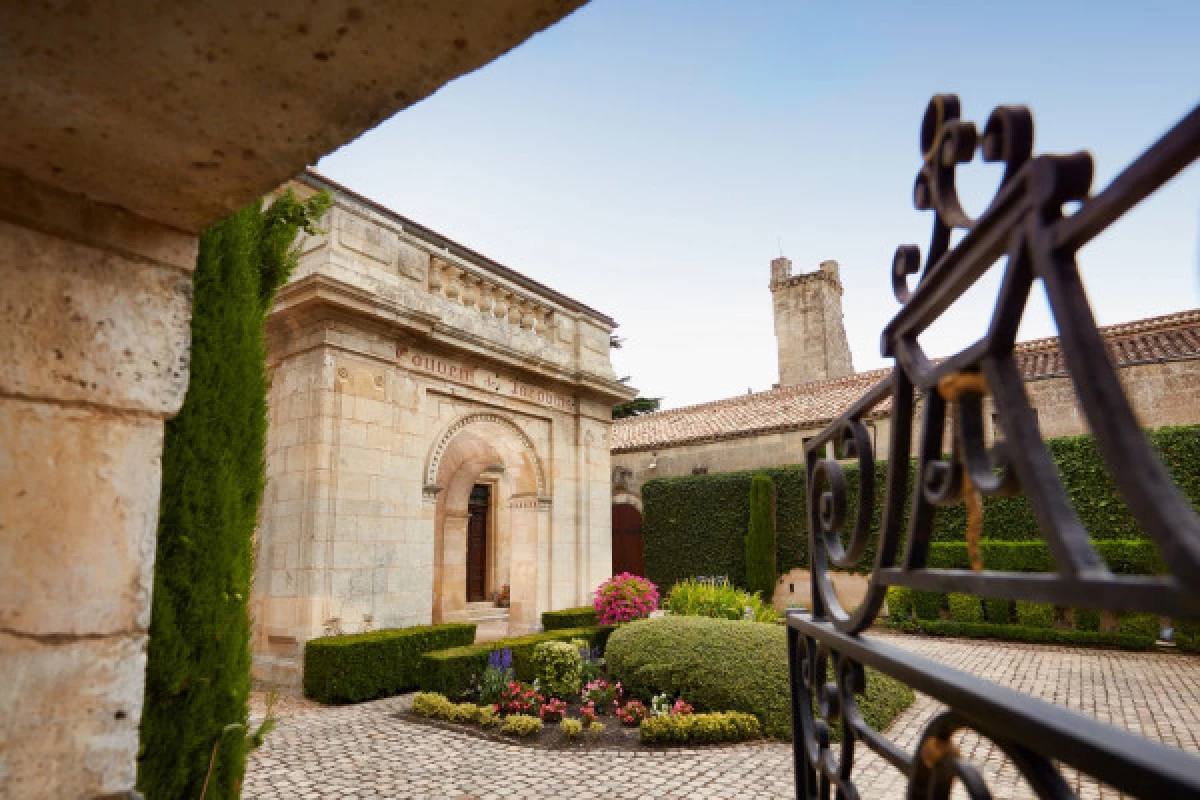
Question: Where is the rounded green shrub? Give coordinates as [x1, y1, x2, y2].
[912, 591, 945, 621]
[983, 599, 1012, 625]
[560, 718, 583, 739]
[606, 616, 913, 740]
[500, 714, 543, 737]
[1117, 613, 1161, 640]
[640, 711, 762, 745]
[664, 578, 779, 622]
[1015, 601, 1055, 629]
[531, 641, 583, 700]
[412, 692, 455, 718]
[886, 587, 913, 621]
[1073, 608, 1102, 632]
[947, 594, 984, 624]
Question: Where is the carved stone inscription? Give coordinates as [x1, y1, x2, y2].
[397, 343, 576, 412]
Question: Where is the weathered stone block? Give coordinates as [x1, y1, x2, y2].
[0, 398, 161, 635]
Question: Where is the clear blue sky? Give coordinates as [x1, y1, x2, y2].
[318, 1, 1200, 409]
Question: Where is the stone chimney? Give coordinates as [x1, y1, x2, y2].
[770, 258, 855, 386]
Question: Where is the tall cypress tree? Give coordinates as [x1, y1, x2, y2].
[138, 190, 328, 799]
[745, 473, 777, 599]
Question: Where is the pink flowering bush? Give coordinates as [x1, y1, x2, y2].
[581, 678, 623, 715]
[594, 573, 659, 625]
[498, 681, 541, 716]
[538, 697, 568, 722]
[617, 700, 649, 726]
[671, 698, 694, 716]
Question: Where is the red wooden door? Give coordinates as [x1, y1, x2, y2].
[467, 485, 489, 602]
[611, 503, 644, 576]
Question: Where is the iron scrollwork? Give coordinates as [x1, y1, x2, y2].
[788, 95, 1200, 798]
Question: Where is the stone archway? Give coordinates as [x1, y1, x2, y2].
[426, 413, 548, 635]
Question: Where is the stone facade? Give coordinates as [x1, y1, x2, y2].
[252, 172, 633, 687]
[770, 257, 855, 386]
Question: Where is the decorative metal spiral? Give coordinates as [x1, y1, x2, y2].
[789, 95, 1200, 799]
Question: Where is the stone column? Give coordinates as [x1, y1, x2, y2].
[0, 171, 195, 798]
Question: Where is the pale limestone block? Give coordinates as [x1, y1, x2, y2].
[0, 632, 147, 799]
[0, 398, 161, 635]
[337, 444, 384, 475]
[0, 220, 193, 415]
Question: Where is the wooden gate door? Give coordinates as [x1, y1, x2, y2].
[611, 503, 644, 576]
[467, 484, 489, 602]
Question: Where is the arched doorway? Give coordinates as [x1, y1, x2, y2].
[612, 503, 644, 576]
[427, 413, 548, 635]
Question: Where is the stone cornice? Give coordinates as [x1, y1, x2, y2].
[269, 272, 635, 406]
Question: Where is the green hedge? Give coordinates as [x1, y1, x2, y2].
[303, 623, 477, 704]
[745, 474, 777, 598]
[419, 626, 613, 699]
[138, 191, 330, 799]
[642, 426, 1200, 589]
[891, 620, 1157, 650]
[605, 616, 913, 740]
[541, 607, 598, 631]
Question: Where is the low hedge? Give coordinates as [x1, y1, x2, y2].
[640, 711, 762, 745]
[605, 616, 913, 740]
[419, 626, 612, 699]
[303, 623, 477, 704]
[541, 607, 598, 631]
[927, 540, 1166, 575]
[891, 619, 1157, 650]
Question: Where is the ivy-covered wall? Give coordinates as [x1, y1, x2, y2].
[642, 425, 1200, 590]
[137, 191, 329, 799]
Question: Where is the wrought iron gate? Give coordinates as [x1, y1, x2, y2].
[787, 95, 1200, 798]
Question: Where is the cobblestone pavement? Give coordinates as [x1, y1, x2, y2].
[243, 635, 1200, 799]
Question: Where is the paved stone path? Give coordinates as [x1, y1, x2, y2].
[243, 635, 1200, 799]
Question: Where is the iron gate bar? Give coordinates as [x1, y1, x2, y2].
[789, 617, 1200, 798]
[787, 94, 1200, 799]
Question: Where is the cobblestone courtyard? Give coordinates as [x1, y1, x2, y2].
[244, 634, 1200, 799]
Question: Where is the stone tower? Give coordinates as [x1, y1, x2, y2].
[770, 257, 855, 386]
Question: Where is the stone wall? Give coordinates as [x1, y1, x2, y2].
[0, 172, 195, 798]
[770, 258, 855, 387]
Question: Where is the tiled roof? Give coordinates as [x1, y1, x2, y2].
[611, 309, 1200, 453]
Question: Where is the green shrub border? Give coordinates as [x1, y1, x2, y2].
[892, 619, 1157, 650]
[419, 626, 613, 699]
[642, 426, 1198, 590]
[541, 606, 598, 631]
[303, 623, 477, 704]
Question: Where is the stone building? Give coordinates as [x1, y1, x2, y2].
[252, 172, 633, 687]
[771, 257, 855, 386]
[1, 3, 587, 796]
[611, 256, 1200, 554]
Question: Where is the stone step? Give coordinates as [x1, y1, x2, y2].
[467, 610, 510, 623]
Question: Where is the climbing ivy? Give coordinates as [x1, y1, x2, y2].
[137, 190, 329, 799]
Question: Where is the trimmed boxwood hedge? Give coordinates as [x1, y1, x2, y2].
[541, 606, 598, 631]
[892, 620, 1157, 650]
[606, 616, 913, 740]
[304, 623, 476, 704]
[419, 626, 613, 699]
[642, 425, 1200, 590]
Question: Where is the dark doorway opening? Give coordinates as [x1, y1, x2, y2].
[612, 503, 644, 577]
[467, 484, 490, 602]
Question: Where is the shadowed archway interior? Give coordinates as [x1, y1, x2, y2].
[431, 417, 546, 634]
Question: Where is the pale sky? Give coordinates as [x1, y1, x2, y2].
[317, 1, 1200, 410]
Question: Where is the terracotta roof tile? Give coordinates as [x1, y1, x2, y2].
[612, 308, 1200, 453]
